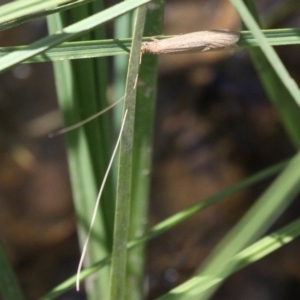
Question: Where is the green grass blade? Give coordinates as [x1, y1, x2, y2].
[230, 0, 300, 109]
[0, 0, 151, 73]
[38, 159, 287, 299]
[67, 2, 116, 298]
[162, 150, 300, 300]
[239, 1, 300, 148]
[113, 10, 133, 132]
[232, 218, 300, 270]
[126, 1, 165, 299]
[0, 240, 25, 300]
[88, 0, 116, 251]
[128, 159, 288, 249]
[47, 1, 116, 297]
[47, 208, 299, 300]
[0, 0, 72, 24]
[0, 0, 92, 32]
[2, 28, 300, 63]
[112, 8, 133, 225]
[159, 217, 300, 300]
[47, 13, 109, 298]
[239, 28, 300, 47]
[39, 213, 300, 300]
[108, 5, 147, 300]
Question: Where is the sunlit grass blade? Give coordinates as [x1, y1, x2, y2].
[39, 211, 300, 300]
[239, 1, 300, 148]
[65, 1, 115, 298]
[158, 217, 300, 300]
[47, 0, 118, 297]
[128, 159, 288, 249]
[0, 0, 151, 73]
[38, 158, 287, 300]
[0, 0, 72, 24]
[110, 4, 134, 244]
[88, 0, 117, 249]
[162, 150, 300, 300]
[113, 9, 133, 132]
[47, 12, 110, 299]
[230, 0, 300, 109]
[0, 0, 92, 31]
[232, 218, 300, 271]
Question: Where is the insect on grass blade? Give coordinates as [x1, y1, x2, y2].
[141, 30, 240, 54]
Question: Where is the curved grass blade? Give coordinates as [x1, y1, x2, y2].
[0, 0, 72, 24]
[0, 0, 92, 32]
[38, 159, 287, 300]
[163, 150, 300, 300]
[39, 213, 300, 300]
[158, 217, 300, 300]
[0, 0, 151, 73]
[239, 1, 300, 148]
[230, 0, 300, 108]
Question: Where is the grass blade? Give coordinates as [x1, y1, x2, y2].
[47, 12, 109, 299]
[38, 158, 287, 299]
[159, 217, 300, 299]
[0, 0, 72, 24]
[161, 150, 300, 299]
[1, 28, 300, 63]
[0, 240, 25, 300]
[230, 0, 300, 109]
[47, 0, 115, 297]
[108, 5, 147, 300]
[0, 0, 92, 32]
[239, 1, 300, 148]
[0, 0, 151, 73]
[126, 1, 165, 299]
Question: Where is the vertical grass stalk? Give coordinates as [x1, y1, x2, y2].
[47, 9, 111, 298]
[126, 1, 165, 299]
[108, 5, 147, 300]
